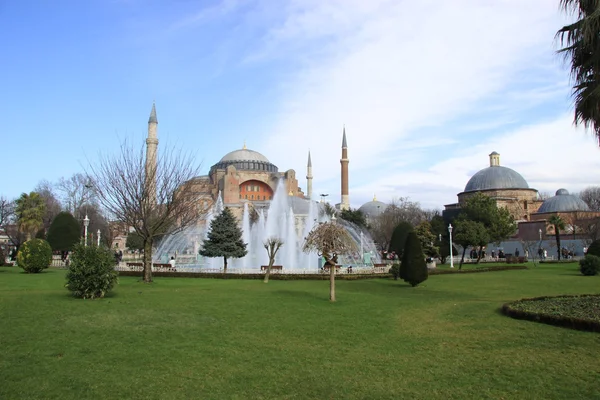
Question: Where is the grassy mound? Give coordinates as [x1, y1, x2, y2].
[502, 294, 600, 332]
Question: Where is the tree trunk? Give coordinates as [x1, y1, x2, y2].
[555, 226, 561, 260]
[143, 238, 153, 283]
[223, 256, 228, 273]
[459, 247, 467, 270]
[329, 259, 336, 302]
[476, 247, 482, 264]
[264, 256, 274, 283]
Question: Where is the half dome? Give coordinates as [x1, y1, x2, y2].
[536, 189, 590, 213]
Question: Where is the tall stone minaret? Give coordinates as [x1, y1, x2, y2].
[340, 126, 350, 210]
[145, 102, 158, 205]
[306, 150, 313, 200]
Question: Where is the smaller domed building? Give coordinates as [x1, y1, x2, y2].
[444, 152, 543, 222]
[358, 195, 389, 222]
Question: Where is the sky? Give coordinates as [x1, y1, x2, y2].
[1, 0, 599, 210]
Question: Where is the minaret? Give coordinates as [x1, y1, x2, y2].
[145, 102, 158, 205]
[306, 151, 313, 200]
[340, 126, 350, 210]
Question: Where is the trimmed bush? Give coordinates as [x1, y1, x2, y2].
[66, 244, 118, 299]
[579, 255, 600, 276]
[389, 263, 400, 280]
[400, 231, 428, 287]
[17, 239, 52, 273]
[587, 239, 600, 258]
[388, 221, 414, 258]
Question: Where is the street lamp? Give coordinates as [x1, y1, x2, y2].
[438, 234, 442, 242]
[448, 224, 454, 269]
[97, 229, 101, 247]
[83, 214, 90, 247]
[538, 228, 542, 257]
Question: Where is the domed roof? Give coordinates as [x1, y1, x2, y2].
[463, 151, 529, 192]
[536, 189, 590, 213]
[359, 196, 388, 218]
[220, 148, 270, 163]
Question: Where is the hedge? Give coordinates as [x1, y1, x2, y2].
[501, 294, 600, 333]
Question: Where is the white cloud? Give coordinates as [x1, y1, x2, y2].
[231, 0, 593, 209]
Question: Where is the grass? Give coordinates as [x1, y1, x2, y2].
[1, 263, 599, 399]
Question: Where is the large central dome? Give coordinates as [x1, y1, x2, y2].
[220, 148, 270, 163]
[210, 145, 278, 174]
[463, 151, 529, 192]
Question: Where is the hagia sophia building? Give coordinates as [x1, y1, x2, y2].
[144, 103, 352, 224]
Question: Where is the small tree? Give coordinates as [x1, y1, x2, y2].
[66, 243, 118, 299]
[548, 215, 566, 260]
[263, 237, 284, 283]
[453, 218, 490, 269]
[414, 221, 439, 257]
[15, 192, 46, 240]
[339, 208, 367, 228]
[47, 212, 81, 255]
[303, 220, 358, 302]
[200, 207, 247, 273]
[17, 239, 52, 273]
[400, 231, 428, 287]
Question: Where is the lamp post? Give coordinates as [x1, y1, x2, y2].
[448, 224, 454, 269]
[97, 229, 101, 247]
[83, 214, 90, 247]
[538, 228, 542, 258]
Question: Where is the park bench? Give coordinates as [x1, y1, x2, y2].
[260, 265, 283, 273]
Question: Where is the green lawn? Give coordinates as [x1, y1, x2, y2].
[1, 264, 599, 399]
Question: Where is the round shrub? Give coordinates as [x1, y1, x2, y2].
[586, 239, 600, 258]
[17, 239, 52, 273]
[66, 244, 118, 299]
[389, 263, 400, 280]
[579, 255, 600, 276]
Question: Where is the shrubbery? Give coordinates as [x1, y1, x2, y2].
[65, 244, 118, 299]
[586, 239, 600, 258]
[579, 255, 600, 276]
[0, 247, 6, 266]
[389, 263, 400, 280]
[17, 239, 52, 273]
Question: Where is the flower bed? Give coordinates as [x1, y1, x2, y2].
[501, 294, 600, 333]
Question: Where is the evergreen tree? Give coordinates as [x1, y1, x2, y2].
[47, 212, 81, 252]
[126, 232, 144, 251]
[339, 208, 367, 228]
[452, 217, 490, 269]
[400, 231, 428, 287]
[388, 221, 414, 258]
[200, 207, 247, 273]
[414, 221, 438, 257]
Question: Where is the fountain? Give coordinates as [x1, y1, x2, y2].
[152, 181, 381, 273]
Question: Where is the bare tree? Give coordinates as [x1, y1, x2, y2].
[57, 173, 96, 215]
[88, 140, 206, 283]
[263, 237, 283, 283]
[34, 180, 63, 230]
[0, 196, 14, 230]
[368, 197, 428, 250]
[578, 186, 600, 211]
[303, 220, 358, 302]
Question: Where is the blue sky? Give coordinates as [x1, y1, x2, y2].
[2, 0, 599, 210]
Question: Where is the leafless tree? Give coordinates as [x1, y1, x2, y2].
[56, 173, 96, 215]
[303, 220, 358, 302]
[34, 180, 63, 230]
[0, 196, 14, 230]
[88, 140, 207, 283]
[263, 237, 283, 283]
[578, 186, 600, 211]
[368, 197, 428, 250]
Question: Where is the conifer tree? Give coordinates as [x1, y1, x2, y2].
[388, 221, 413, 259]
[47, 212, 81, 252]
[200, 207, 247, 273]
[400, 231, 428, 287]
